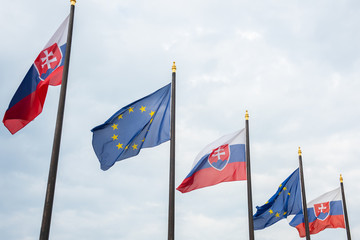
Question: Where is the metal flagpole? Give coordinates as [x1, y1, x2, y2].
[340, 174, 352, 240]
[168, 62, 176, 240]
[245, 110, 255, 240]
[298, 147, 311, 240]
[39, 1, 76, 239]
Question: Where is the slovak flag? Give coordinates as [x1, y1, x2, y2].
[3, 15, 69, 134]
[288, 187, 345, 237]
[177, 129, 246, 193]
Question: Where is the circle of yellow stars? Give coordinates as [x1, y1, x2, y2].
[267, 184, 291, 218]
[110, 105, 155, 152]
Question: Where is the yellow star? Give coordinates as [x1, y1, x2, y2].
[279, 184, 282, 188]
[265, 201, 269, 204]
[140, 106, 146, 112]
[269, 209, 273, 214]
[275, 213, 280, 217]
[150, 118, 153, 123]
[125, 145, 129, 150]
[132, 143, 138, 150]
[116, 143, 123, 149]
[111, 134, 118, 141]
[118, 114, 123, 119]
[111, 124, 118, 130]
[142, 138, 145, 142]
[283, 187, 287, 191]
[128, 107, 134, 113]
[283, 212, 287, 215]
[288, 192, 291, 196]
[149, 111, 155, 117]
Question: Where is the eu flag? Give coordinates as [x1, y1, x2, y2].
[253, 168, 302, 230]
[91, 83, 171, 170]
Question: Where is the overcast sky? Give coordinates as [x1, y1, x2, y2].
[1, 0, 360, 239]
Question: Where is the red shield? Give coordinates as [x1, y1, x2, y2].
[208, 144, 230, 171]
[34, 43, 62, 80]
[314, 202, 330, 220]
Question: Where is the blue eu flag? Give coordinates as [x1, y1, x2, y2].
[253, 168, 302, 230]
[91, 83, 171, 170]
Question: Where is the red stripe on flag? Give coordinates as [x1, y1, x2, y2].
[3, 81, 50, 134]
[295, 214, 345, 237]
[177, 161, 246, 193]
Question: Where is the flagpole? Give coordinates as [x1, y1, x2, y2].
[168, 62, 176, 240]
[298, 147, 311, 240]
[340, 174, 352, 240]
[39, 1, 76, 239]
[245, 110, 255, 240]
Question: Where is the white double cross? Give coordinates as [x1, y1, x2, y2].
[41, 50, 57, 69]
[317, 203, 327, 213]
[212, 147, 226, 161]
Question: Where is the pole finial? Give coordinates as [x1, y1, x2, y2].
[245, 110, 249, 120]
[172, 62, 176, 73]
[298, 147, 302, 156]
[340, 174, 343, 183]
[71, 0, 76, 5]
